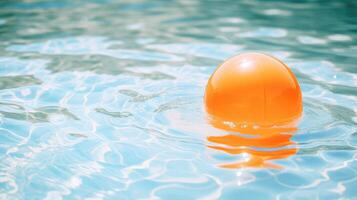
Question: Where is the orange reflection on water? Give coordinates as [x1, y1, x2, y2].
[207, 123, 298, 169]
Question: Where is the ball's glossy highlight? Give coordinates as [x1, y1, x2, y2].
[204, 52, 302, 130]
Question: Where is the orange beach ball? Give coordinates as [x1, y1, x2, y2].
[204, 53, 302, 128]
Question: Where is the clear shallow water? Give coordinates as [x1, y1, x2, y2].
[0, 0, 356, 199]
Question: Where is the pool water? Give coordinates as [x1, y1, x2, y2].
[0, 0, 356, 199]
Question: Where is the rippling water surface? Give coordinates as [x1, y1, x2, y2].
[0, 0, 356, 199]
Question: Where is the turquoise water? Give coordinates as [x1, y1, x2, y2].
[0, 0, 357, 199]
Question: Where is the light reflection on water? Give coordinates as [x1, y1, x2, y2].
[0, 0, 356, 199]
